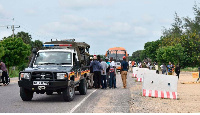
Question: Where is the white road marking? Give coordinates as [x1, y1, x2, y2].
[69, 89, 97, 113]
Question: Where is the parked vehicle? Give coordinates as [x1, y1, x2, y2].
[18, 39, 91, 101]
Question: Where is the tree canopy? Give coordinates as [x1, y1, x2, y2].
[0, 37, 31, 68]
[130, 3, 200, 68]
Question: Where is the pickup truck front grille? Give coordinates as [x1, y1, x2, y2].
[31, 72, 54, 81]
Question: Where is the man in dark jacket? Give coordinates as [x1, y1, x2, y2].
[0, 60, 8, 86]
[120, 56, 129, 88]
[90, 56, 102, 89]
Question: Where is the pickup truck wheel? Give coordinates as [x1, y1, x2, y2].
[63, 82, 75, 102]
[20, 87, 33, 101]
[46, 91, 53, 95]
[79, 78, 87, 95]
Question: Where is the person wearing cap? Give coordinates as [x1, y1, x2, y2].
[0, 60, 8, 86]
[120, 56, 129, 88]
[88, 57, 94, 88]
[109, 57, 117, 89]
[105, 57, 110, 87]
[90, 56, 102, 89]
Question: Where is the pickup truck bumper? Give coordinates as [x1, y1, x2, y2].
[18, 80, 69, 91]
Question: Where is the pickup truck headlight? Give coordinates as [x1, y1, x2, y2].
[20, 73, 31, 79]
[57, 73, 67, 79]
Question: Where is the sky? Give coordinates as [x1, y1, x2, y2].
[0, 0, 198, 55]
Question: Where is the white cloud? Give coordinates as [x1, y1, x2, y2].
[0, 4, 9, 17]
[152, 30, 162, 37]
[159, 18, 173, 25]
[39, 14, 154, 41]
[58, 0, 118, 10]
[26, 9, 36, 15]
[0, 31, 12, 40]
[110, 22, 131, 33]
[133, 26, 149, 37]
[142, 14, 154, 24]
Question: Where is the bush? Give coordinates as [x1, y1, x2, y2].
[8, 67, 19, 78]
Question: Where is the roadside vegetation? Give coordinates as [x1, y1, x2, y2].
[129, 3, 200, 69]
[0, 31, 43, 77]
[181, 67, 199, 72]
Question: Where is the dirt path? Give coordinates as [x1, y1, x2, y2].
[130, 71, 200, 113]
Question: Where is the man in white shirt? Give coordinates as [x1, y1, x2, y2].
[100, 59, 108, 89]
[109, 57, 117, 89]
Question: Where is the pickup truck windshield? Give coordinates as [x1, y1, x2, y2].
[34, 51, 72, 65]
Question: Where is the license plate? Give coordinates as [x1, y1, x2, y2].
[33, 81, 49, 85]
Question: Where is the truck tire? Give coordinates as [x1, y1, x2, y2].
[46, 91, 53, 95]
[63, 81, 75, 102]
[79, 78, 87, 95]
[20, 87, 33, 101]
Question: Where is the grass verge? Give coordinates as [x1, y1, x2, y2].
[181, 67, 198, 72]
[8, 67, 19, 78]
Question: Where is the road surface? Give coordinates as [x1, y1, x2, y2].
[0, 72, 136, 113]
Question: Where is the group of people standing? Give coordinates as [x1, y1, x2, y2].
[159, 62, 180, 79]
[130, 60, 181, 79]
[89, 55, 129, 89]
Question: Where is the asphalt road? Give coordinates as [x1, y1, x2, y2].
[0, 72, 135, 113]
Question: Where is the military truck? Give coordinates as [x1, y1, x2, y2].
[18, 39, 91, 101]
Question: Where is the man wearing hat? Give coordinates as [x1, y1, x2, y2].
[90, 56, 102, 89]
[120, 56, 129, 88]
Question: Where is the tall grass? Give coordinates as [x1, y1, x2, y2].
[8, 67, 20, 78]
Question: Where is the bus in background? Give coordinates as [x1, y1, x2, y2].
[105, 47, 129, 72]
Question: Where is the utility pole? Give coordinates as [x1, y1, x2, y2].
[0, 18, 20, 38]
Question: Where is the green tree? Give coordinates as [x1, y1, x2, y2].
[0, 37, 31, 70]
[156, 44, 185, 66]
[16, 31, 32, 44]
[0, 45, 5, 59]
[144, 40, 161, 62]
[139, 50, 146, 62]
[3, 31, 32, 45]
[131, 50, 143, 62]
[31, 40, 43, 50]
